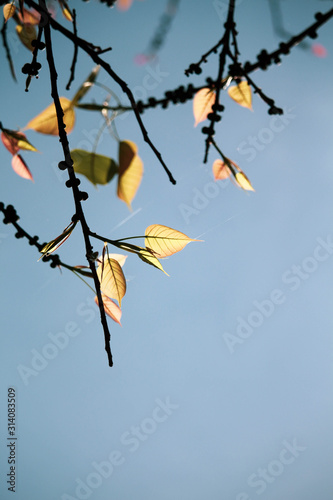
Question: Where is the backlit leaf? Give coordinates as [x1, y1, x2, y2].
[3, 3, 16, 21]
[25, 97, 75, 135]
[1, 129, 38, 155]
[17, 7, 40, 24]
[212, 159, 231, 181]
[228, 80, 252, 110]
[193, 88, 216, 126]
[94, 294, 122, 325]
[16, 23, 37, 51]
[145, 224, 200, 258]
[71, 66, 100, 106]
[71, 149, 118, 186]
[11, 154, 33, 181]
[58, 0, 73, 21]
[117, 140, 143, 210]
[96, 255, 126, 306]
[39, 221, 77, 259]
[138, 248, 169, 275]
[235, 171, 255, 191]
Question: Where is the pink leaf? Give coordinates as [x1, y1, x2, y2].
[11, 154, 33, 181]
[94, 295, 122, 326]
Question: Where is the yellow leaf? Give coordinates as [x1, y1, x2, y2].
[145, 225, 200, 258]
[16, 23, 37, 51]
[193, 88, 216, 126]
[94, 295, 122, 326]
[107, 253, 127, 267]
[235, 171, 255, 191]
[117, 140, 143, 210]
[3, 3, 16, 21]
[25, 97, 75, 135]
[138, 248, 169, 275]
[39, 221, 77, 260]
[71, 66, 100, 106]
[228, 80, 252, 110]
[212, 159, 232, 181]
[71, 149, 118, 186]
[96, 256, 126, 307]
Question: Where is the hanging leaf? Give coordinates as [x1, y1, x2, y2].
[71, 66, 100, 106]
[39, 220, 77, 260]
[25, 97, 75, 135]
[3, 3, 16, 21]
[96, 255, 126, 306]
[1, 129, 38, 155]
[58, 0, 73, 21]
[235, 171, 255, 191]
[94, 294, 122, 325]
[193, 88, 216, 126]
[17, 7, 40, 24]
[138, 248, 169, 275]
[11, 154, 33, 181]
[145, 225, 200, 258]
[16, 23, 37, 52]
[71, 149, 118, 186]
[214, 155, 255, 192]
[228, 80, 252, 110]
[117, 140, 143, 210]
[212, 159, 232, 181]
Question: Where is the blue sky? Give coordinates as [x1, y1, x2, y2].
[1, 1, 333, 499]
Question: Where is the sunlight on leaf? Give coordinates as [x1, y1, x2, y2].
[228, 80, 252, 110]
[145, 225, 200, 258]
[16, 23, 37, 51]
[94, 294, 122, 325]
[3, 3, 16, 21]
[17, 7, 40, 24]
[193, 88, 216, 126]
[1, 129, 38, 155]
[96, 255, 126, 306]
[71, 149, 118, 186]
[25, 97, 75, 135]
[117, 140, 143, 210]
[11, 154, 33, 181]
[39, 220, 77, 260]
[235, 171, 255, 191]
[138, 248, 169, 275]
[212, 159, 232, 181]
[71, 66, 100, 106]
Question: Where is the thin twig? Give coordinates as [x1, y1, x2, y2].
[1, 18, 16, 82]
[66, 9, 78, 90]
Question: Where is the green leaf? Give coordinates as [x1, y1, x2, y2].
[71, 149, 118, 186]
[71, 66, 100, 106]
